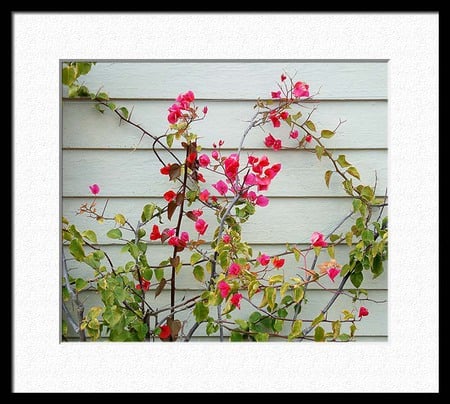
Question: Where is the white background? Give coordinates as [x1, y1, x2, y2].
[13, 13, 439, 393]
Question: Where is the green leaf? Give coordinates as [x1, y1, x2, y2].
[190, 252, 203, 265]
[361, 186, 375, 202]
[280, 282, 290, 297]
[247, 280, 260, 299]
[142, 268, 153, 281]
[315, 145, 324, 160]
[352, 199, 362, 212]
[346, 166, 360, 180]
[77, 85, 90, 97]
[338, 333, 350, 342]
[75, 278, 88, 292]
[305, 120, 316, 132]
[83, 253, 100, 270]
[329, 234, 340, 242]
[230, 331, 244, 341]
[141, 204, 156, 222]
[293, 286, 304, 303]
[311, 312, 324, 328]
[341, 264, 351, 277]
[193, 265, 205, 282]
[372, 254, 384, 278]
[107, 102, 116, 111]
[193, 302, 209, 322]
[273, 319, 284, 333]
[206, 319, 219, 336]
[337, 154, 352, 168]
[362, 229, 374, 244]
[327, 245, 335, 259]
[324, 170, 333, 188]
[235, 319, 248, 330]
[166, 133, 174, 148]
[342, 179, 354, 196]
[350, 323, 357, 338]
[81, 230, 97, 244]
[249, 311, 262, 323]
[268, 274, 284, 285]
[114, 214, 126, 226]
[154, 268, 164, 282]
[135, 322, 148, 341]
[62, 286, 70, 302]
[113, 286, 127, 302]
[62, 66, 77, 86]
[345, 231, 353, 247]
[277, 308, 288, 318]
[314, 326, 325, 342]
[255, 332, 269, 342]
[350, 271, 363, 288]
[321, 130, 335, 139]
[94, 103, 105, 114]
[69, 238, 85, 261]
[292, 247, 301, 262]
[96, 92, 109, 101]
[118, 107, 129, 120]
[288, 320, 303, 340]
[75, 62, 92, 76]
[107, 228, 122, 239]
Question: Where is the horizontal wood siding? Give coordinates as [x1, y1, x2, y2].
[62, 61, 388, 341]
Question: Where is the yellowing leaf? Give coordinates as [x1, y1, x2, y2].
[324, 170, 333, 188]
[305, 120, 316, 132]
[321, 130, 334, 139]
[337, 154, 352, 168]
[346, 166, 360, 180]
[114, 214, 126, 226]
[269, 274, 284, 284]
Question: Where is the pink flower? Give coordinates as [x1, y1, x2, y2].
[199, 189, 210, 202]
[212, 180, 228, 195]
[136, 279, 151, 291]
[168, 232, 189, 249]
[311, 232, 328, 248]
[218, 140, 224, 147]
[327, 267, 340, 282]
[305, 134, 312, 143]
[264, 134, 275, 148]
[359, 307, 369, 318]
[257, 254, 271, 266]
[195, 218, 209, 235]
[271, 91, 281, 99]
[222, 234, 231, 243]
[244, 173, 257, 186]
[228, 263, 241, 277]
[272, 257, 285, 269]
[255, 195, 269, 207]
[281, 74, 287, 82]
[198, 154, 210, 167]
[150, 224, 162, 241]
[217, 280, 231, 298]
[177, 90, 195, 103]
[290, 130, 299, 139]
[269, 114, 281, 128]
[202, 106, 208, 114]
[191, 209, 203, 218]
[163, 190, 177, 202]
[211, 150, 219, 160]
[230, 293, 242, 309]
[159, 324, 171, 339]
[89, 184, 100, 195]
[180, 231, 189, 243]
[293, 81, 310, 98]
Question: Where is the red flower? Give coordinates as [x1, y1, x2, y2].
[280, 111, 289, 120]
[150, 224, 162, 240]
[163, 190, 177, 202]
[273, 139, 282, 151]
[327, 267, 340, 282]
[257, 254, 271, 266]
[202, 106, 208, 114]
[211, 150, 219, 160]
[290, 130, 299, 139]
[224, 154, 239, 181]
[186, 152, 197, 165]
[264, 134, 275, 148]
[199, 189, 210, 202]
[311, 232, 327, 248]
[89, 184, 100, 195]
[271, 91, 281, 99]
[230, 293, 242, 309]
[160, 164, 171, 175]
[228, 262, 241, 277]
[359, 307, 369, 318]
[272, 257, 285, 269]
[305, 134, 312, 143]
[281, 74, 287, 82]
[136, 278, 151, 291]
[159, 324, 171, 339]
[191, 209, 203, 218]
[198, 154, 210, 167]
[269, 114, 281, 128]
[195, 218, 209, 235]
[217, 280, 231, 298]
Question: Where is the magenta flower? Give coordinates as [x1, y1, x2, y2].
[217, 280, 231, 298]
[212, 180, 228, 195]
[257, 254, 271, 266]
[290, 130, 299, 139]
[89, 184, 100, 195]
[211, 150, 219, 160]
[280, 111, 289, 120]
[305, 134, 312, 143]
[271, 91, 281, 99]
[264, 134, 275, 148]
[281, 74, 287, 82]
[327, 267, 340, 282]
[228, 263, 241, 277]
[359, 307, 369, 317]
[199, 189, 210, 202]
[293, 81, 310, 98]
[198, 154, 210, 167]
[255, 195, 269, 207]
[311, 232, 328, 248]
[163, 190, 177, 202]
[202, 106, 208, 114]
[269, 114, 281, 128]
[191, 209, 203, 218]
[195, 218, 209, 236]
[230, 293, 242, 309]
[224, 155, 239, 181]
[222, 234, 231, 243]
